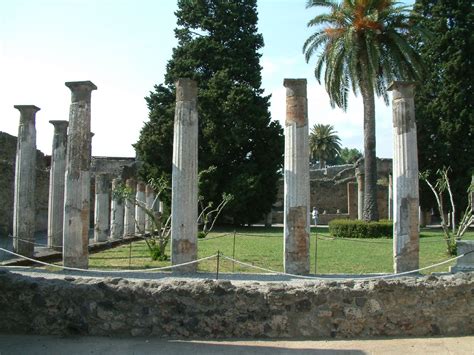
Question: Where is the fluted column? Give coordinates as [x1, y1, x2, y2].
[145, 184, 156, 232]
[63, 81, 97, 269]
[110, 178, 124, 240]
[47, 120, 68, 250]
[389, 81, 419, 273]
[283, 79, 310, 275]
[13, 105, 40, 257]
[388, 174, 393, 220]
[135, 181, 146, 234]
[123, 178, 136, 237]
[94, 174, 110, 242]
[171, 78, 198, 272]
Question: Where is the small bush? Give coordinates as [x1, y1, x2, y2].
[329, 219, 393, 239]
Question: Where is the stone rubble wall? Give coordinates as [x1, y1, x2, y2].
[0, 270, 472, 338]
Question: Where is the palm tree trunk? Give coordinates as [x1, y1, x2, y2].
[359, 61, 379, 222]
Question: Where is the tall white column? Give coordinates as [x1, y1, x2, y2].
[283, 79, 310, 275]
[389, 81, 419, 273]
[13, 105, 40, 257]
[145, 184, 156, 232]
[388, 174, 393, 220]
[135, 181, 146, 234]
[171, 78, 198, 272]
[123, 178, 136, 237]
[63, 81, 97, 269]
[47, 120, 68, 250]
[94, 174, 110, 242]
[110, 178, 124, 240]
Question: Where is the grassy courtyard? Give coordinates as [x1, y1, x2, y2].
[86, 226, 474, 275]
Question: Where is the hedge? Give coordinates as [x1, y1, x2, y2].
[328, 219, 393, 239]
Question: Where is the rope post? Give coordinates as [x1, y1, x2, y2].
[314, 227, 318, 275]
[216, 250, 220, 280]
[232, 230, 236, 273]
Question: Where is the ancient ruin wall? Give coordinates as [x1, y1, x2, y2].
[0, 270, 472, 338]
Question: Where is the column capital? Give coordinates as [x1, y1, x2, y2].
[14, 105, 40, 118]
[49, 120, 69, 130]
[65, 81, 97, 102]
[175, 78, 197, 102]
[283, 79, 307, 97]
[387, 81, 416, 99]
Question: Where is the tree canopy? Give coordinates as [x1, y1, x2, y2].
[414, 0, 474, 215]
[134, 0, 284, 225]
[303, 0, 428, 221]
[309, 123, 342, 168]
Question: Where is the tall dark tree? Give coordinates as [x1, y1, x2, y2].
[135, 0, 284, 225]
[414, 0, 474, 215]
[303, 0, 428, 221]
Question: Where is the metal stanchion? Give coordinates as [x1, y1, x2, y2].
[232, 230, 236, 272]
[216, 250, 220, 280]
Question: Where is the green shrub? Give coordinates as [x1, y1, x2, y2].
[328, 219, 393, 239]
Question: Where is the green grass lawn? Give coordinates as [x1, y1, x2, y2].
[87, 227, 474, 275]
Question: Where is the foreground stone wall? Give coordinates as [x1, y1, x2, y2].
[0, 270, 472, 338]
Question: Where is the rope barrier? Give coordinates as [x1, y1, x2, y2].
[316, 235, 448, 244]
[0, 247, 218, 273]
[7, 235, 56, 248]
[235, 232, 280, 238]
[221, 251, 473, 281]
[198, 233, 231, 241]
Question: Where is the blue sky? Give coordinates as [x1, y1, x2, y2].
[0, 0, 414, 158]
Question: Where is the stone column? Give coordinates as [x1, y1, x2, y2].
[388, 174, 393, 220]
[171, 78, 198, 272]
[63, 81, 97, 269]
[94, 174, 110, 242]
[347, 182, 357, 219]
[47, 120, 68, 250]
[356, 168, 364, 220]
[135, 181, 146, 234]
[13, 105, 40, 257]
[123, 178, 136, 237]
[389, 81, 419, 273]
[283, 79, 310, 275]
[110, 178, 124, 240]
[145, 184, 156, 232]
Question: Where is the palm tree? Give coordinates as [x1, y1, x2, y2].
[309, 124, 342, 168]
[303, 0, 428, 221]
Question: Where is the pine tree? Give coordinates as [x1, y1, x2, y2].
[134, 0, 284, 225]
[414, 0, 474, 214]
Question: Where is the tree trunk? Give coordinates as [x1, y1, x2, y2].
[359, 58, 379, 221]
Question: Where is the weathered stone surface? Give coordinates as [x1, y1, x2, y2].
[63, 81, 97, 269]
[171, 78, 198, 272]
[123, 178, 136, 237]
[135, 181, 146, 234]
[389, 82, 419, 273]
[94, 174, 110, 242]
[145, 184, 156, 232]
[47, 120, 68, 250]
[0, 271, 472, 338]
[283, 79, 309, 275]
[110, 178, 124, 240]
[451, 241, 474, 272]
[13, 105, 40, 257]
[355, 168, 364, 220]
